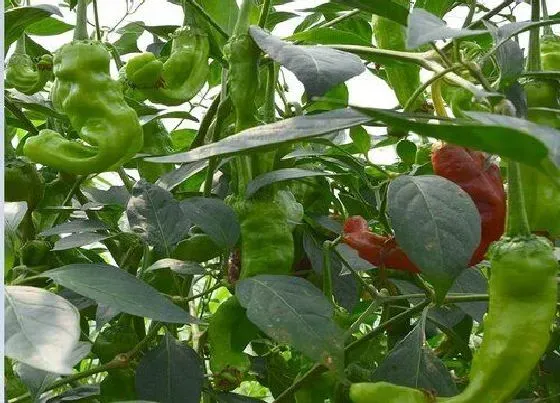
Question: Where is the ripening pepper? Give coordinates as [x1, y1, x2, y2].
[125, 27, 210, 106]
[432, 144, 506, 265]
[23, 41, 143, 175]
[372, 0, 423, 110]
[208, 295, 259, 391]
[342, 216, 420, 273]
[5, 40, 53, 95]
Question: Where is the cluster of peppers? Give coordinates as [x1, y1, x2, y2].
[343, 144, 506, 272]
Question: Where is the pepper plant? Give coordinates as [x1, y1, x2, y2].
[4, 0, 560, 402]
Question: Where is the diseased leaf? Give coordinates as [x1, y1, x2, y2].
[126, 180, 190, 256]
[236, 275, 345, 370]
[249, 26, 365, 97]
[5, 286, 82, 374]
[41, 264, 197, 324]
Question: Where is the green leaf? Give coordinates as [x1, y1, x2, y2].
[5, 286, 82, 374]
[246, 168, 335, 198]
[249, 26, 365, 97]
[406, 9, 486, 49]
[52, 232, 112, 251]
[40, 219, 109, 237]
[41, 264, 198, 323]
[372, 308, 458, 395]
[179, 197, 240, 249]
[356, 108, 560, 186]
[126, 180, 191, 256]
[135, 333, 204, 402]
[387, 175, 481, 300]
[155, 161, 208, 191]
[25, 16, 74, 36]
[145, 108, 372, 164]
[236, 275, 345, 371]
[5, 4, 62, 52]
[287, 27, 370, 46]
[139, 111, 198, 125]
[331, 0, 409, 26]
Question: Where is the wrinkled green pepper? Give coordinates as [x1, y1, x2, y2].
[5, 157, 45, 210]
[5, 39, 53, 95]
[124, 27, 210, 106]
[23, 41, 143, 174]
[541, 34, 560, 72]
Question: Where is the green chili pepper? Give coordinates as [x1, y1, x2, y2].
[125, 27, 210, 106]
[232, 197, 294, 279]
[5, 39, 53, 95]
[208, 295, 260, 391]
[23, 41, 143, 175]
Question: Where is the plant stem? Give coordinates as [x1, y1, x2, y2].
[5, 97, 40, 137]
[403, 66, 460, 112]
[233, 0, 254, 37]
[191, 95, 221, 149]
[506, 161, 531, 237]
[118, 167, 134, 192]
[322, 241, 334, 301]
[92, 0, 102, 41]
[320, 9, 360, 29]
[183, 0, 229, 39]
[527, 0, 541, 72]
[542, 0, 553, 36]
[73, 0, 89, 41]
[258, 0, 272, 28]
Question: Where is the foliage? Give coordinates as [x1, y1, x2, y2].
[4, 0, 560, 402]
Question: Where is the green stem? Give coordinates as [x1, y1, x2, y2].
[233, 0, 255, 37]
[431, 79, 448, 118]
[118, 167, 134, 192]
[73, 0, 89, 41]
[264, 63, 277, 124]
[527, 0, 541, 72]
[191, 95, 221, 149]
[258, 0, 272, 28]
[542, 0, 554, 36]
[92, 0, 102, 41]
[403, 66, 459, 112]
[320, 8, 360, 29]
[322, 241, 334, 301]
[5, 97, 39, 137]
[506, 161, 531, 237]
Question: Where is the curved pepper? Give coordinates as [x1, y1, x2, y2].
[125, 27, 210, 106]
[342, 216, 420, 273]
[208, 295, 259, 391]
[23, 41, 143, 175]
[232, 198, 294, 279]
[5, 48, 53, 95]
[432, 144, 506, 265]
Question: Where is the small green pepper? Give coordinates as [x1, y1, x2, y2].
[5, 39, 53, 95]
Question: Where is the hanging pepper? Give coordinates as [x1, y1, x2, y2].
[372, 0, 423, 110]
[342, 216, 420, 273]
[5, 39, 53, 95]
[208, 295, 260, 391]
[22, 41, 143, 174]
[137, 121, 174, 183]
[231, 197, 294, 279]
[124, 26, 210, 106]
[432, 144, 506, 265]
[5, 158, 45, 211]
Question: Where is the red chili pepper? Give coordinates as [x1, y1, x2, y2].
[431, 143, 506, 266]
[342, 216, 420, 273]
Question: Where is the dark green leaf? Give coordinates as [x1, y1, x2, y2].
[145, 109, 371, 164]
[40, 219, 109, 237]
[246, 168, 335, 198]
[372, 308, 458, 396]
[52, 232, 112, 251]
[236, 275, 345, 371]
[139, 111, 198, 125]
[126, 181, 191, 256]
[249, 26, 365, 97]
[179, 197, 240, 249]
[41, 264, 197, 323]
[287, 27, 370, 46]
[406, 9, 486, 49]
[387, 176, 481, 300]
[331, 0, 408, 26]
[156, 161, 208, 191]
[135, 333, 203, 403]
